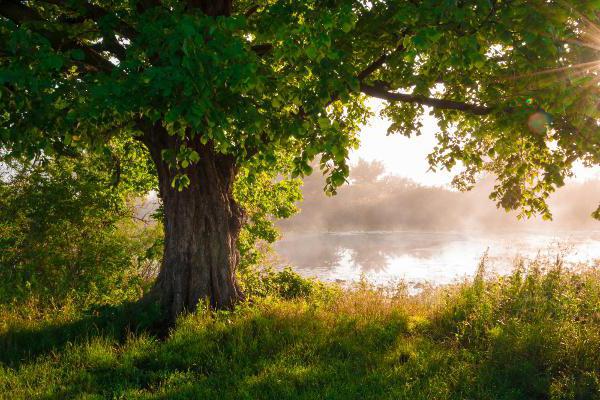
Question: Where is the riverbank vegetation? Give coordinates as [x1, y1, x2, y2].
[2, 256, 599, 399]
[278, 159, 600, 233]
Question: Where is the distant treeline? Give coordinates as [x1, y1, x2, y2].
[278, 159, 600, 232]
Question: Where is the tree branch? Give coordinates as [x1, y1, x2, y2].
[40, 0, 137, 39]
[244, 4, 260, 18]
[357, 40, 406, 81]
[135, 0, 162, 14]
[1, 0, 115, 73]
[360, 83, 494, 115]
[40, 0, 132, 61]
[91, 35, 126, 60]
[1, 0, 39, 22]
[251, 43, 273, 56]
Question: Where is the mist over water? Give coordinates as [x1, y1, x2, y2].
[275, 159, 600, 286]
[275, 231, 600, 287]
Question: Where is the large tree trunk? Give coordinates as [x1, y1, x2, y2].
[143, 124, 245, 324]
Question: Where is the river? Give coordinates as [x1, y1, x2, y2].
[274, 231, 600, 287]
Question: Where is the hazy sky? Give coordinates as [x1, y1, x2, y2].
[351, 100, 600, 187]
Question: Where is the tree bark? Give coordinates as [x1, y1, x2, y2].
[142, 123, 245, 324]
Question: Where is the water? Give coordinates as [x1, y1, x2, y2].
[274, 231, 600, 287]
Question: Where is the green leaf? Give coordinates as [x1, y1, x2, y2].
[301, 163, 313, 175]
[306, 46, 318, 60]
[318, 117, 330, 129]
[331, 172, 345, 187]
[71, 49, 85, 61]
[44, 54, 64, 70]
[189, 151, 200, 163]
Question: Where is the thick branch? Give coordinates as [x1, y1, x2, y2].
[360, 83, 494, 115]
[136, 0, 162, 14]
[75, 46, 115, 73]
[251, 43, 273, 56]
[1, 0, 39, 22]
[244, 4, 260, 18]
[187, 0, 232, 16]
[40, 0, 131, 61]
[91, 35, 126, 60]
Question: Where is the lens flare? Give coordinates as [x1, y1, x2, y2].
[508, 8, 600, 133]
[527, 112, 552, 134]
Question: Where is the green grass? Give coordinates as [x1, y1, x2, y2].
[1, 260, 600, 400]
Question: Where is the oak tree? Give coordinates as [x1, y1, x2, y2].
[1, 0, 599, 323]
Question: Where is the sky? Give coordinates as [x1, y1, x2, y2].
[351, 101, 600, 187]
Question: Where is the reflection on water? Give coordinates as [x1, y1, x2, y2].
[274, 231, 600, 286]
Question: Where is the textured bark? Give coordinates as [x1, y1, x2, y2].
[143, 124, 245, 324]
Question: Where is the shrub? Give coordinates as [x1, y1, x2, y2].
[240, 266, 335, 301]
[0, 153, 160, 310]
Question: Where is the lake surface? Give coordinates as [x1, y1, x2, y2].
[274, 231, 600, 287]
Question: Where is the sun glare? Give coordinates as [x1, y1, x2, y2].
[511, 10, 600, 88]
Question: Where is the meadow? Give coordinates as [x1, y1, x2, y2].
[2, 257, 599, 400]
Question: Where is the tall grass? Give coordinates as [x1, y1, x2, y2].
[1, 256, 599, 399]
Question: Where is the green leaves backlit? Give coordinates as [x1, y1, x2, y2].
[0, 0, 598, 219]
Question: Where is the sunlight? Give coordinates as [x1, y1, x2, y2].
[509, 11, 600, 87]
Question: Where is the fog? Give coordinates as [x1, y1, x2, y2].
[273, 159, 599, 285]
[274, 230, 600, 285]
[277, 159, 600, 233]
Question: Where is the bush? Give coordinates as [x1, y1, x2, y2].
[0, 153, 160, 310]
[240, 266, 335, 301]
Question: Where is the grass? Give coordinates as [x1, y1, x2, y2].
[1, 258, 600, 399]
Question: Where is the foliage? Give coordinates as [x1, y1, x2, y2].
[0, 0, 598, 217]
[0, 144, 159, 308]
[234, 157, 302, 271]
[0, 144, 302, 309]
[1, 257, 599, 399]
[0, 138, 301, 310]
[240, 266, 334, 300]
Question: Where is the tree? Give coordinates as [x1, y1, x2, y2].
[351, 158, 386, 184]
[1, 0, 599, 323]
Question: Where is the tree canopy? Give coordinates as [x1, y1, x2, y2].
[2, 0, 599, 219]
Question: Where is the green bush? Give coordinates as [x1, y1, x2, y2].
[241, 266, 329, 300]
[0, 153, 160, 309]
[0, 144, 303, 313]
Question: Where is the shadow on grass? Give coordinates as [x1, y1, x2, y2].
[42, 309, 413, 399]
[3, 300, 598, 399]
[0, 301, 162, 368]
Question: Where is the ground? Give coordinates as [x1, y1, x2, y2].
[1, 261, 599, 400]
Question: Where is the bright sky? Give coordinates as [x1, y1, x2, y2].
[351, 101, 600, 187]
